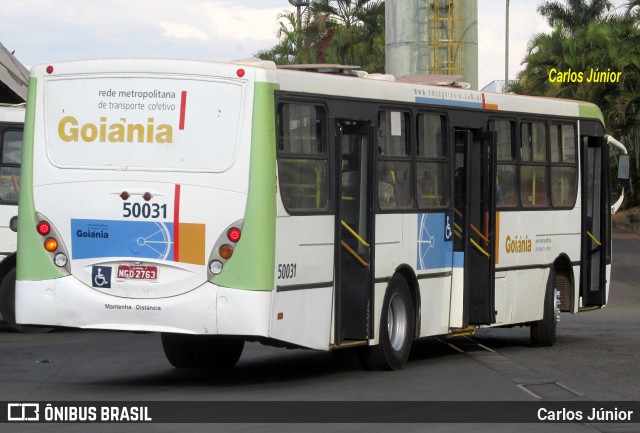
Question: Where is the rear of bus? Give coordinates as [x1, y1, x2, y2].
[15, 59, 277, 342]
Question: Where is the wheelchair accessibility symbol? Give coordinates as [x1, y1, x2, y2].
[92, 266, 112, 289]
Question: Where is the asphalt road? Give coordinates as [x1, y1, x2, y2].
[0, 229, 639, 433]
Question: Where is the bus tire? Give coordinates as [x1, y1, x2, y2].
[363, 274, 414, 370]
[0, 269, 53, 333]
[161, 333, 197, 368]
[190, 336, 244, 370]
[530, 273, 558, 347]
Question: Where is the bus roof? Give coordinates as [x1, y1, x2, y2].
[30, 58, 605, 123]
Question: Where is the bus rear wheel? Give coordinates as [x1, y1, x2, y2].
[0, 269, 53, 333]
[363, 274, 414, 370]
[161, 333, 244, 370]
[530, 273, 558, 347]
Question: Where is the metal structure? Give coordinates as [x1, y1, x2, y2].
[386, 0, 477, 89]
[428, 0, 463, 76]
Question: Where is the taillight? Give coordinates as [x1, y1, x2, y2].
[44, 238, 58, 252]
[227, 227, 241, 243]
[208, 219, 244, 278]
[37, 221, 51, 236]
[219, 244, 234, 260]
[35, 217, 69, 269]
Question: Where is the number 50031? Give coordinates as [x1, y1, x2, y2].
[123, 202, 167, 219]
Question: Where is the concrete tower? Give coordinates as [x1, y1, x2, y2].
[385, 0, 478, 90]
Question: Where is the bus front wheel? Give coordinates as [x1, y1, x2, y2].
[363, 274, 414, 370]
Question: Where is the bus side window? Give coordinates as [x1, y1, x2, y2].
[489, 119, 518, 208]
[377, 111, 412, 210]
[520, 121, 548, 208]
[550, 124, 577, 207]
[276, 103, 329, 213]
[0, 129, 23, 204]
[417, 113, 447, 209]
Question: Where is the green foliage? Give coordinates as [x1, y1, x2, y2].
[253, 0, 385, 73]
[518, 0, 640, 206]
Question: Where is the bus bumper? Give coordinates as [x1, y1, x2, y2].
[15, 276, 272, 336]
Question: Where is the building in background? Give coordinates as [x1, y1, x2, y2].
[386, 0, 478, 89]
[0, 42, 28, 103]
[481, 79, 517, 94]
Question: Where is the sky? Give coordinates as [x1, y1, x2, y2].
[0, 0, 630, 89]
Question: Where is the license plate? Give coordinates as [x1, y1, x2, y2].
[116, 265, 158, 280]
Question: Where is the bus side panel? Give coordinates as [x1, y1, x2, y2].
[271, 214, 334, 350]
[409, 213, 453, 337]
[370, 213, 405, 344]
[17, 78, 67, 282]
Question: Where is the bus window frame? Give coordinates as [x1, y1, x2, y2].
[549, 122, 578, 209]
[415, 111, 449, 211]
[375, 107, 414, 212]
[275, 99, 333, 215]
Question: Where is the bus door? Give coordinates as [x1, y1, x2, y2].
[335, 119, 373, 344]
[580, 135, 608, 306]
[454, 129, 496, 325]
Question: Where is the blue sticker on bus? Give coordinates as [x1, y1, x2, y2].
[91, 266, 112, 288]
[72, 219, 174, 261]
[417, 213, 453, 271]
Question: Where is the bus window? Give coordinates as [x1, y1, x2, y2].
[277, 103, 329, 212]
[550, 124, 577, 207]
[520, 121, 548, 207]
[0, 129, 22, 203]
[521, 165, 548, 207]
[416, 113, 447, 209]
[521, 121, 546, 162]
[489, 119, 518, 207]
[377, 110, 411, 210]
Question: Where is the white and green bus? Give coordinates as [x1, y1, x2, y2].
[15, 59, 628, 370]
[0, 103, 24, 330]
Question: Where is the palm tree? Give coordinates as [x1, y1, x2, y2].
[310, 0, 384, 69]
[536, 0, 613, 34]
[255, 0, 385, 72]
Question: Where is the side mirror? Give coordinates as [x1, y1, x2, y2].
[618, 154, 630, 188]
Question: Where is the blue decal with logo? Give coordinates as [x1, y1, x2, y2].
[72, 219, 174, 261]
[417, 212, 453, 270]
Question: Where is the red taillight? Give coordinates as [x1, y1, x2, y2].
[37, 221, 51, 236]
[120, 191, 130, 200]
[227, 227, 241, 243]
[46, 65, 54, 74]
[143, 192, 152, 201]
[236, 68, 245, 78]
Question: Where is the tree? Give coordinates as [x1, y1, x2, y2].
[253, 10, 315, 65]
[518, 1, 640, 206]
[254, 0, 385, 73]
[536, 0, 613, 34]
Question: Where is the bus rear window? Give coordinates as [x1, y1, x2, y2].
[45, 77, 245, 172]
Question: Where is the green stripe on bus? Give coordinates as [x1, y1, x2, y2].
[578, 103, 605, 123]
[17, 78, 66, 281]
[212, 81, 279, 291]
